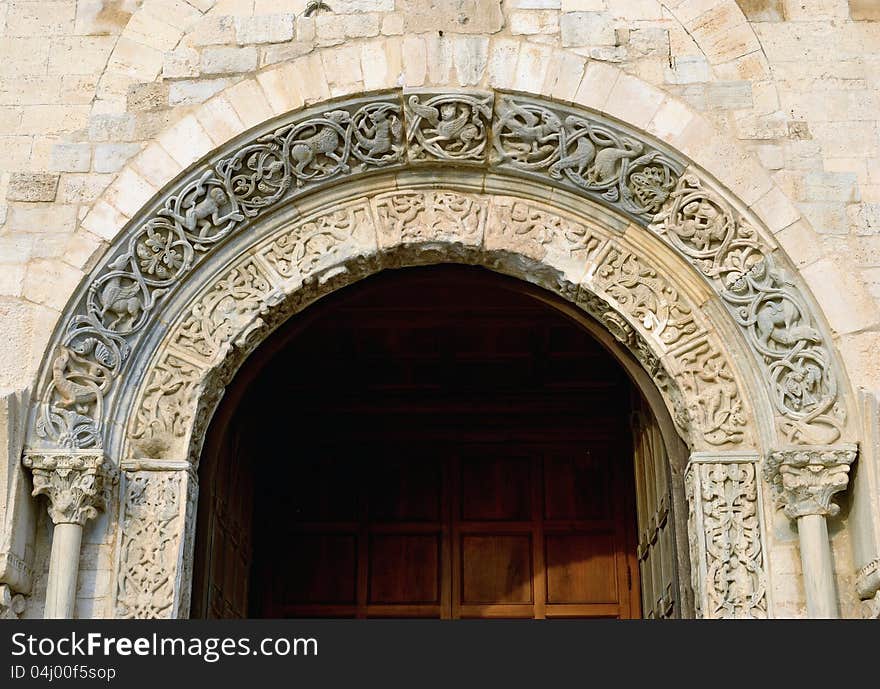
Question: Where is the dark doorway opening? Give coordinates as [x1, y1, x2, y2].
[193, 266, 643, 618]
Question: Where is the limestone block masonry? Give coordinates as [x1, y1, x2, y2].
[0, 0, 878, 619]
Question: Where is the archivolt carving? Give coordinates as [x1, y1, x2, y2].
[406, 91, 492, 163]
[261, 201, 376, 282]
[493, 96, 682, 221]
[595, 247, 699, 348]
[28, 89, 847, 456]
[652, 175, 844, 445]
[675, 339, 747, 447]
[374, 190, 487, 248]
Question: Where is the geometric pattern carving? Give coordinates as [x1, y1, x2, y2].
[686, 454, 768, 619]
[27, 89, 846, 461]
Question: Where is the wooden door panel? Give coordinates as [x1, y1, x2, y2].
[460, 534, 533, 604]
[369, 534, 440, 604]
[545, 531, 618, 604]
[460, 456, 531, 521]
[288, 534, 358, 605]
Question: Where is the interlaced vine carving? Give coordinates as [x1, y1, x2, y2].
[493, 95, 682, 220]
[687, 460, 768, 619]
[29, 89, 847, 454]
[652, 174, 845, 444]
[595, 247, 699, 347]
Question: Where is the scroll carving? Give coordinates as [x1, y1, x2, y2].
[129, 355, 204, 459]
[493, 95, 682, 220]
[676, 339, 747, 447]
[595, 247, 699, 348]
[652, 175, 844, 444]
[261, 202, 375, 281]
[686, 459, 768, 619]
[406, 91, 492, 163]
[175, 261, 276, 363]
[374, 190, 487, 248]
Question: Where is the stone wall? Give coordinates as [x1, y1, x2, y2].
[1, 0, 878, 618]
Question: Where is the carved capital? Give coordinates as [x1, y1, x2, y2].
[765, 445, 857, 519]
[22, 451, 112, 526]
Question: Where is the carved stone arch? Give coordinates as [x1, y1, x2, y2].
[21, 89, 859, 618]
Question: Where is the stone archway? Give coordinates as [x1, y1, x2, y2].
[21, 89, 859, 619]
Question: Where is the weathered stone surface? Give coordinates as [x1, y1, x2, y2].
[6, 174, 59, 203]
[850, 0, 880, 20]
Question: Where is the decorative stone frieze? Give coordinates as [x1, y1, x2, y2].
[22, 451, 111, 526]
[685, 453, 768, 619]
[27, 89, 847, 458]
[765, 446, 857, 519]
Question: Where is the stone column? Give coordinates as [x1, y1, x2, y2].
[685, 452, 769, 619]
[22, 451, 109, 619]
[765, 445, 857, 619]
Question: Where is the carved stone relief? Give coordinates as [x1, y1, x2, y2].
[374, 190, 487, 251]
[114, 464, 194, 619]
[764, 446, 857, 519]
[27, 89, 847, 458]
[485, 197, 603, 282]
[594, 247, 699, 348]
[686, 456, 768, 619]
[651, 175, 845, 445]
[406, 91, 493, 163]
[22, 451, 111, 526]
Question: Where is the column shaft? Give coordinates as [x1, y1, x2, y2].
[44, 523, 83, 619]
[797, 514, 837, 618]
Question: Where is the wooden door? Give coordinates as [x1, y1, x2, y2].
[251, 438, 638, 619]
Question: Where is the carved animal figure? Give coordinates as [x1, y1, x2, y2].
[756, 299, 821, 347]
[549, 137, 596, 179]
[408, 96, 482, 152]
[290, 110, 351, 177]
[354, 108, 402, 158]
[52, 341, 110, 410]
[585, 138, 643, 184]
[166, 187, 244, 240]
[497, 101, 561, 162]
[99, 276, 142, 330]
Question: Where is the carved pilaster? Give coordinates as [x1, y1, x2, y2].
[685, 452, 768, 619]
[765, 446, 857, 519]
[22, 451, 110, 526]
[113, 460, 197, 619]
